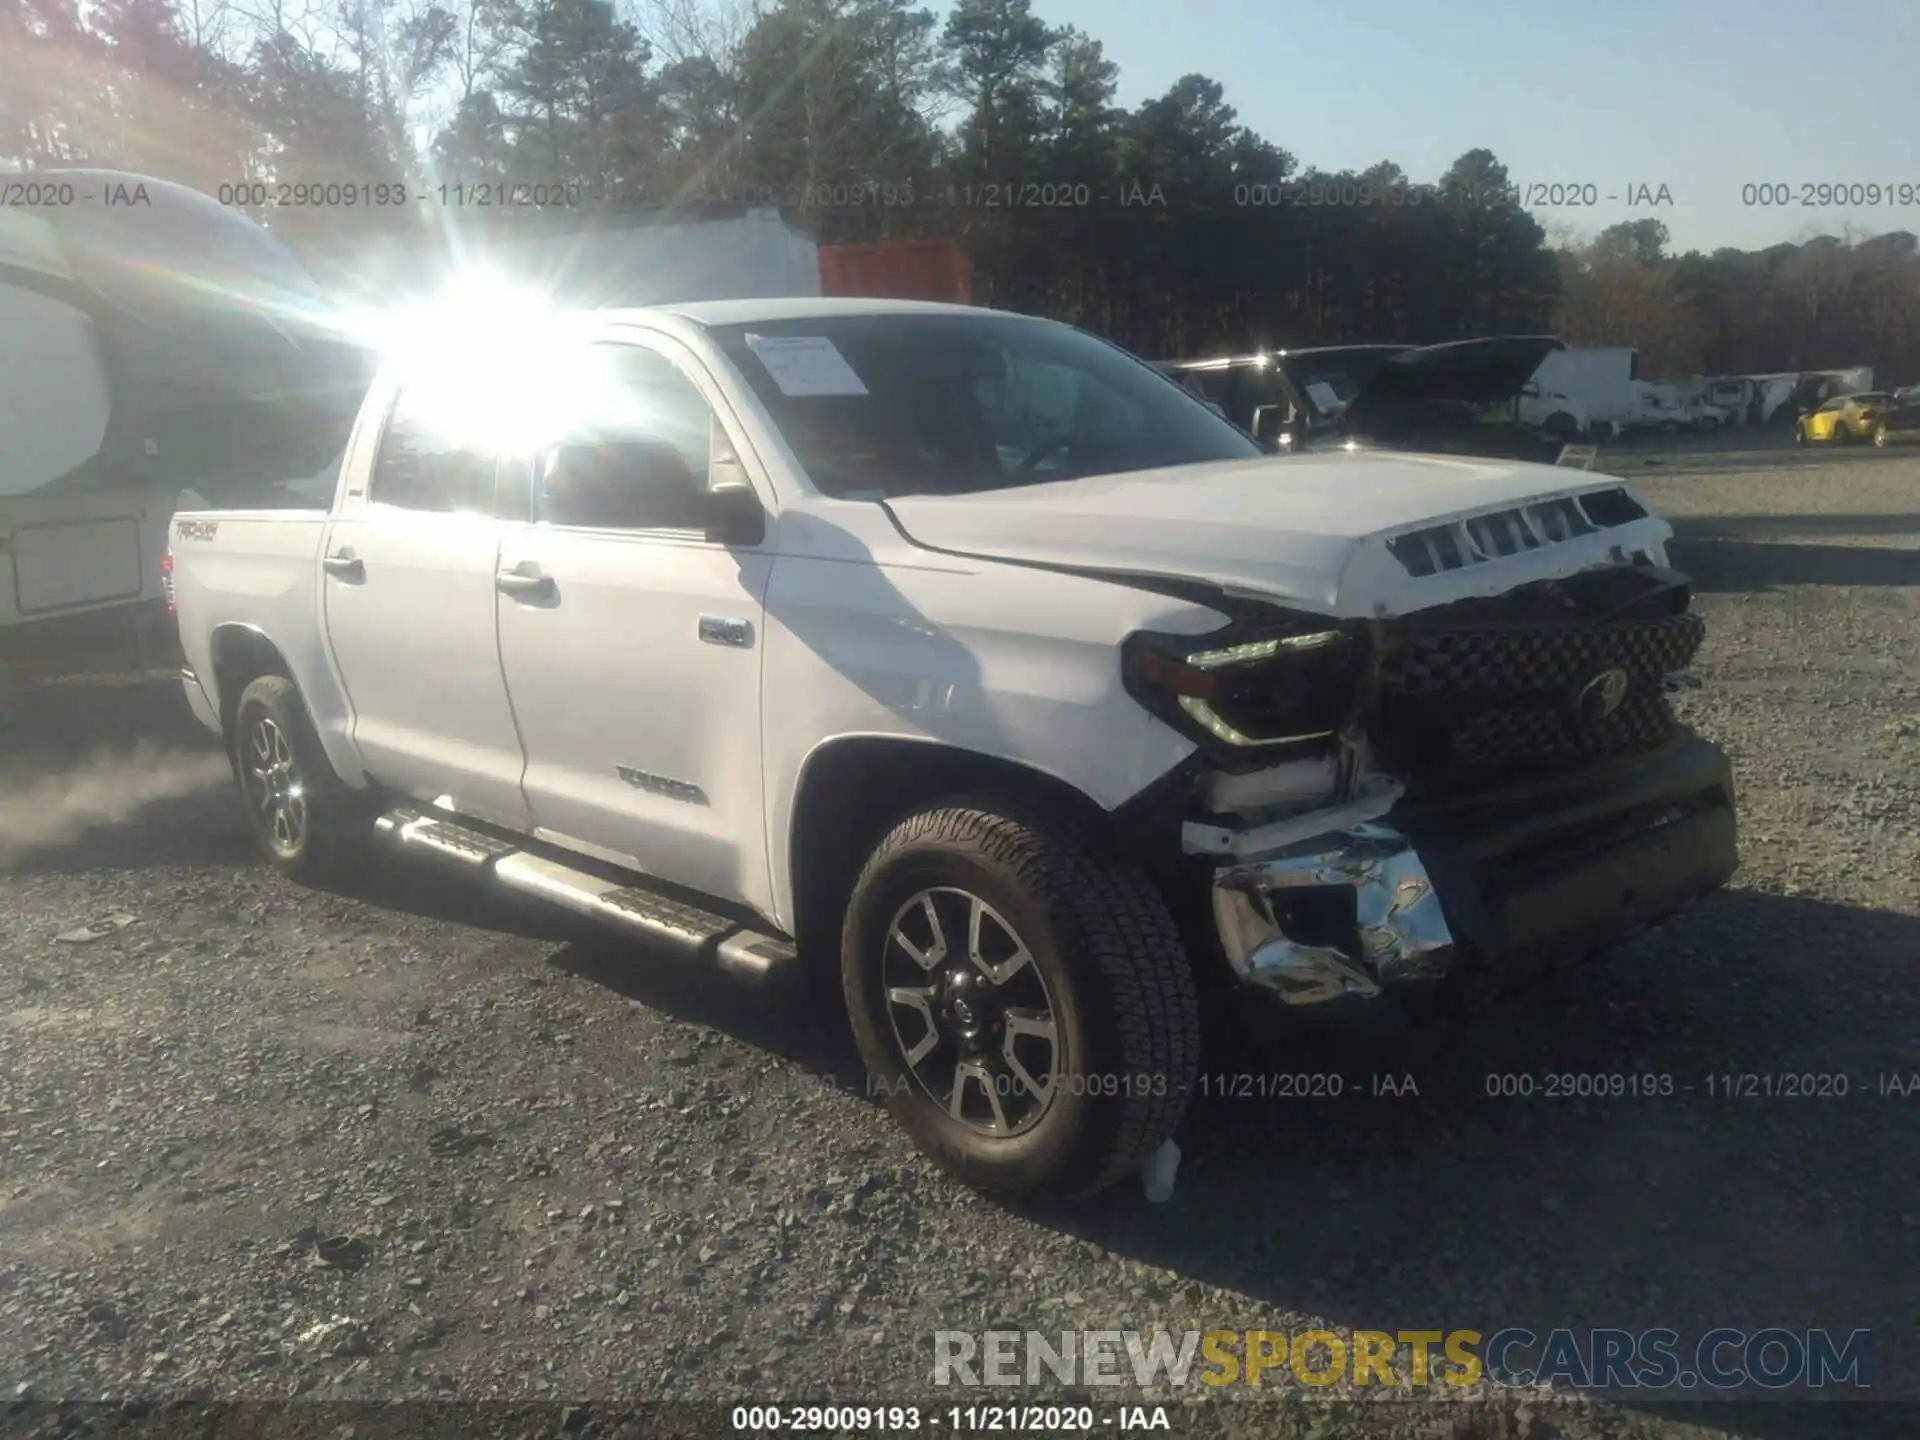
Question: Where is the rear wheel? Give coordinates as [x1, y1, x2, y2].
[1794, 423, 1807, 445]
[1833, 422, 1851, 445]
[841, 801, 1199, 1201]
[1874, 422, 1890, 448]
[232, 674, 367, 880]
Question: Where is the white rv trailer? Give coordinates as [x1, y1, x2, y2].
[0, 170, 371, 692]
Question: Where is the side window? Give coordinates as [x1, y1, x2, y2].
[535, 345, 716, 531]
[1185, 370, 1230, 405]
[369, 385, 501, 514]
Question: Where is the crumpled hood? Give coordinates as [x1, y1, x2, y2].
[882, 450, 1673, 618]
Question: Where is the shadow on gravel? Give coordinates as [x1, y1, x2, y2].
[546, 934, 871, 1097]
[1669, 537, 1920, 593]
[1026, 888, 1920, 1433]
[320, 859, 600, 946]
[1675, 513, 1920, 539]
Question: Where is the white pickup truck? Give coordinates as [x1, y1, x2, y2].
[170, 297, 1738, 1201]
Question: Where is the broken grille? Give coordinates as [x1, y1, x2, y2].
[1373, 611, 1706, 787]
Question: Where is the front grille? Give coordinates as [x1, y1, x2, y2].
[1372, 611, 1705, 786]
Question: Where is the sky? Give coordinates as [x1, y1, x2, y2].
[960, 0, 1918, 254]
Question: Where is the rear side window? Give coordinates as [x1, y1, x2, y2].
[369, 385, 502, 514]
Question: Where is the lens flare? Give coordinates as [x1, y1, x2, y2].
[339, 271, 600, 452]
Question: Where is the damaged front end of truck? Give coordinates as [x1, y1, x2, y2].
[1112, 487, 1739, 1029]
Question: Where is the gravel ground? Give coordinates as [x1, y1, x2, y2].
[2, 442, 1917, 1440]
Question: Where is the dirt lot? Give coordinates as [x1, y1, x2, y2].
[2, 441, 1917, 1440]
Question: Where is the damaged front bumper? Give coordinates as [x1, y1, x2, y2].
[1205, 733, 1739, 1017]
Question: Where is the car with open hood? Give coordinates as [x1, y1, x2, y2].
[166, 298, 1737, 1203]
[1160, 336, 1587, 467]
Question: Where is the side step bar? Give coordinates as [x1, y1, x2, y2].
[373, 808, 797, 982]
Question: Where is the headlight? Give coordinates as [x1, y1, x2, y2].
[1122, 625, 1367, 751]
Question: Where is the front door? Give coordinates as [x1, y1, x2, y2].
[494, 335, 775, 914]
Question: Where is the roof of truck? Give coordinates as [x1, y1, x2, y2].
[643, 296, 1007, 325]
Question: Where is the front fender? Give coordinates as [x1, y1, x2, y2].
[758, 544, 1222, 930]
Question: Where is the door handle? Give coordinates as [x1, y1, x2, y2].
[323, 551, 365, 582]
[496, 568, 556, 600]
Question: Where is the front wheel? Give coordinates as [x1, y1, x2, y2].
[232, 674, 367, 880]
[1874, 422, 1890, 448]
[1794, 424, 1807, 445]
[1833, 423, 1851, 445]
[841, 802, 1199, 1201]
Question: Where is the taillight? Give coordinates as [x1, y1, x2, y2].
[162, 547, 176, 613]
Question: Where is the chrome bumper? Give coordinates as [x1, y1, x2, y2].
[1211, 823, 1457, 1005]
[180, 667, 222, 735]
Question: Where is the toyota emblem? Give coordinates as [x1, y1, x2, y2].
[1573, 666, 1631, 723]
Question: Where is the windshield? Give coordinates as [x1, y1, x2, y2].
[706, 312, 1258, 498]
[1276, 347, 1407, 418]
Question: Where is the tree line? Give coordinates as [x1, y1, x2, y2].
[5, 0, 1916, 380]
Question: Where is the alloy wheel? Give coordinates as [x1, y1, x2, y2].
[881, 887, 1061, 1136]
[244, 716, 308, 858]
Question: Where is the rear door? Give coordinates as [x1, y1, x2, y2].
[319, 375, 530, 830]
[494, 335, 775, 912]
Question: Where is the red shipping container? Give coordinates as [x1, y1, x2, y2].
[817, 236, 972, 304]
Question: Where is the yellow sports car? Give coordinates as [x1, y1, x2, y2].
[1795, 392, 1894, 444]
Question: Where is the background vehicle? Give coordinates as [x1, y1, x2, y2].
[1870, 386, 1920, 446]
[1160, 337, 1586, 464]
[1795, 391, 1894, 444]
[169, 298, 1737, 1203]
[1, 169, 371, 692]
[1515, 377, 1589, 438]
[1621, 382, 1722, 435]
[1529, 346, 1641, 438]
[1320, 336, 1585, 464]
[1160, 343, 1410, 450]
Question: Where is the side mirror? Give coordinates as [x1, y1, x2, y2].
[704, 416, 765, 546]
[1249, 404, 1296, 451]
[542, 437, 693, 530]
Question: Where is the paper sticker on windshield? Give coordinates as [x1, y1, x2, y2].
[744, 334, 869, 397]
[1305, 381, 1343, 413]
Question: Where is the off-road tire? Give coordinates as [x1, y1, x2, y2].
[842, 802, 1200, 1202]
[232, 674, 368, 881]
